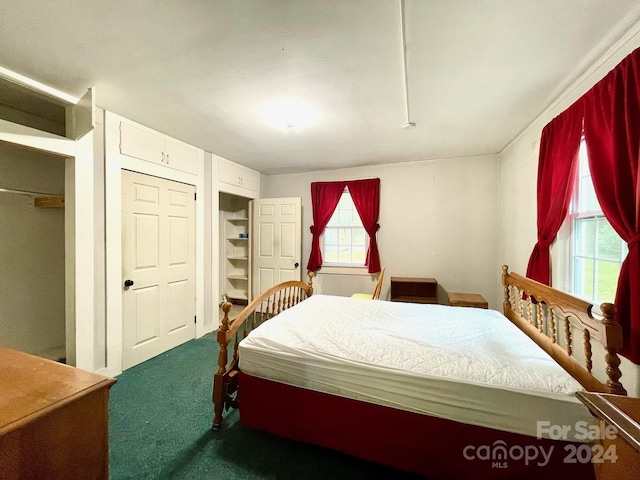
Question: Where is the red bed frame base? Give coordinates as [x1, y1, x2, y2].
[238, 373, 595, 480]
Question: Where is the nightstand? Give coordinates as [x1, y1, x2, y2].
[447, 292, 488, 309]
[390, 277, 438, 304]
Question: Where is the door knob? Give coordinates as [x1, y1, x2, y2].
[124, 279, 134, 287]
[294, 262, 299, 268]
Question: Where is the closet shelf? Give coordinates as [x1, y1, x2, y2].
[0, 118, 75, 157]
[0, 188, 65, 208]
[34, 196, 65, 208]
[227, 274, 248, 280]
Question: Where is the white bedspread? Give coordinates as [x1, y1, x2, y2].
[239, 294, 594, 440]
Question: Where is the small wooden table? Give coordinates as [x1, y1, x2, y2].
[390, 277, 438, 304]
[447, 292, 488, 309]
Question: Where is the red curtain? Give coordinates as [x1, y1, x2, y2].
[583, 47, 640, 363]
[306, 181, 347, 271]
[346, 178, 381, 273]
[526, 102, 583, 285]
[306, 178, 382, 273]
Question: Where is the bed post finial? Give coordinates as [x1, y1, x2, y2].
[502, 265, 510, 314]
[307, 271, 315, 295]
[600, 302, 626, 395]
[213, 301, 234, 430]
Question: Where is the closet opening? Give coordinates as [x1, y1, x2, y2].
[0, 145, 66, 362]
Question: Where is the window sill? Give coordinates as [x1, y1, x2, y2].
[318, 265, 370, 276]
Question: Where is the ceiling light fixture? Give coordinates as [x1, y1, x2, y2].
[400, 0, 415, 130]
[260, 97, 320, 133]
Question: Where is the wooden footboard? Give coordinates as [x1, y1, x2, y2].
[212, 272, 314, 430]
[502, 265, 626, 395]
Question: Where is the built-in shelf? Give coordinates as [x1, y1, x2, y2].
[227, 274, 248, 280]
[221, 196, 251, 306]
[0, 118, 75, 157]
[227, 290, 248, 301]
[390, 277, 438, 304]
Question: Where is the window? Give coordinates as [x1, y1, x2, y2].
[570, 140, 627, 304]
[322, 188, 368, 266]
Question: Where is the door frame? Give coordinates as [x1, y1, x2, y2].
[104, 112, 205, 377]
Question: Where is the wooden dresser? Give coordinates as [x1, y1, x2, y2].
[576, 392, 640, 479]
[0, 347, 116, 480]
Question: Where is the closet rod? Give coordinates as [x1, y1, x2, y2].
[0, 187, 60, 197]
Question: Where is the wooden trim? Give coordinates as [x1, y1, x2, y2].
[34, 196, 64, 208]
[212, 272, 314, 429]
[502, 265, 626, 395]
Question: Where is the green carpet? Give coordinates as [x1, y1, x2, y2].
[109, 333, 422, 479]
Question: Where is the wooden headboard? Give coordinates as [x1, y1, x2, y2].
[501, 265, 626, 395]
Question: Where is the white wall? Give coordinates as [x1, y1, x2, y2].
[0, 143, 65, 359]
[498, 25, 640, 394]
[262, 155, 500, 309]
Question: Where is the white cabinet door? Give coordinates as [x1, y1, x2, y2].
[120, 122, 164, 165]
[165, 138, 198, 175]
[218, 158, 243, 187]
[218, 158, 259, 197]
[120, 120, 199, 175]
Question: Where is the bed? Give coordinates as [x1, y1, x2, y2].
[212, 266, 626, 479]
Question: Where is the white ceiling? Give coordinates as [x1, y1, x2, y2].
[1, 1, 639, 174]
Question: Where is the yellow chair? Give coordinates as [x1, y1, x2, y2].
[351, 267, 385, 300]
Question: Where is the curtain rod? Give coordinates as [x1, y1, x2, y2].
[0, 187, 61, 197]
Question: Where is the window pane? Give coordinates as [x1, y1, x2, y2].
[579, 176, 599, 212]
[327, 214, 339, 227]
[352, 245, 366, 263]
[578, 140, 588, 176]
[324, 228, 337, 246]
[351, 210, 362, 226]
[574, 218, 595, 256]
[338, 193, 351, 209]
[573, 257, 594, 300]
[337, 209, 350, 226]
[596, 218, 621, 260]
[338, 228, 351, 246]
[595, 260, 620, 304]
[352, 228, 366, 246]
[324, 246, 338, 262]
[338, 246, 351, 262]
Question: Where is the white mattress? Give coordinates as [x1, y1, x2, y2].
[239, 294, 594, 441]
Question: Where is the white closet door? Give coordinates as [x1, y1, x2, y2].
[121, 170, 195, 369]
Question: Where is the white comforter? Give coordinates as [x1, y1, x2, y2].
[239, 294, 592, 439]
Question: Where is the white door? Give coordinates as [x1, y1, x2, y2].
[251, 197, 302, 297]
[122, 170, 196, 369]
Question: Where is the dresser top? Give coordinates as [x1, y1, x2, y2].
[576, 391, 640, 453]
[0, 347, 116, 433]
